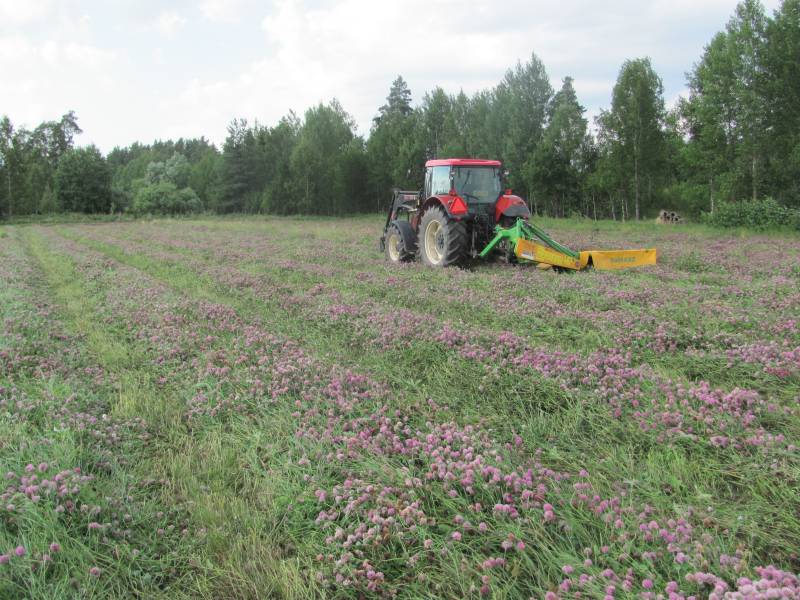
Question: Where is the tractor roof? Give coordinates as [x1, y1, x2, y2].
[425, 158, 502, 168]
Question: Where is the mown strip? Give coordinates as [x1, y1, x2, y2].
[2, 229, 204, 599]
[19, 227, 320, 599]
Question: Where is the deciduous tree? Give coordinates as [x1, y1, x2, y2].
[55, 146, 112, 213]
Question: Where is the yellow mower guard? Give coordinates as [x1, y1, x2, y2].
[577, 248, 657, 270]
[514, 241, 656, 270]
[514, 239, 583, 270]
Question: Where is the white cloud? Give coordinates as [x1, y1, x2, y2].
[573, 79, 617, 97]
[200, 0, 244, 23]
[0, 0, 51, 25]
[60, 13, 92, 36]
[41, 39, 59, 65]
[0, 31, 118, 141]
[32, 39, 116, 69]
[0, 35, 33, 61]
[63, 41, 116, 69]
[154, 10, 187, 38]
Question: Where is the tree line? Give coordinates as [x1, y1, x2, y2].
[1, 0, 798, 221]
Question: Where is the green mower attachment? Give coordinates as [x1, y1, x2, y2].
[479, 218, 657, 271]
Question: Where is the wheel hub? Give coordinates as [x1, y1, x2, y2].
[435, 231, 445, 253]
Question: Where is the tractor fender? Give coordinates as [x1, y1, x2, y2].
[495, 194, 530, 222]
[421, 195, 464, 220]
[388, 219, 418, 254]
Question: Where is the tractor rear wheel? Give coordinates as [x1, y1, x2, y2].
[419, 206, 467, 267]
[384, 221, 416, 263]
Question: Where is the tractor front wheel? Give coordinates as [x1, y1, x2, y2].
[419, 206, 467, 267]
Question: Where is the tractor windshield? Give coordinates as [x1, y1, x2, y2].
[453, 167, 502, 203]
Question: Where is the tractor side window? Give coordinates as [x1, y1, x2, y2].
[430, 166, 451, 196]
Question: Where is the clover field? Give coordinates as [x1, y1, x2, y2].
[1, 217, 799, 599]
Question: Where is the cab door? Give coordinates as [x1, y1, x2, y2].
[424, 168, 432, 199]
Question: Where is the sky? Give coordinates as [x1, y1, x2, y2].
[0, 0, 783, 153]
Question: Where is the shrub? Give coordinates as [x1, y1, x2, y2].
[130, 181, 201, 216]
[703, 197, 800, 230]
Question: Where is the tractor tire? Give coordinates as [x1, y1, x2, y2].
[384, 221, 416, 263]
[419, 206, 467, 267]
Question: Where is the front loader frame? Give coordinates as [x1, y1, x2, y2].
[380, 189, 420, 252]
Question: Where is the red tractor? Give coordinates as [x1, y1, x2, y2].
[380, 158, 530, 267]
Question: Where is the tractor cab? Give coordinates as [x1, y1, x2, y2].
[421, 159, 529, 232]
[423, 159, 504, 207]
